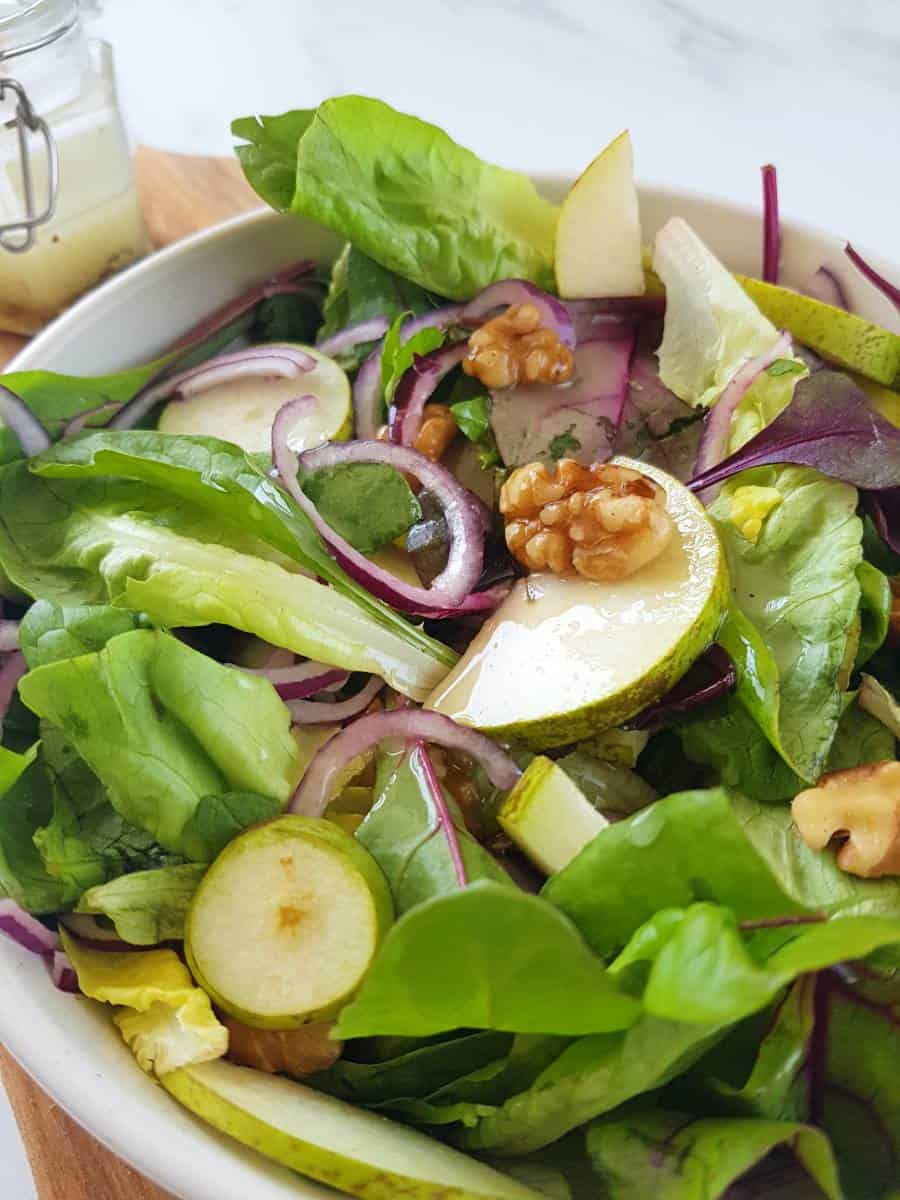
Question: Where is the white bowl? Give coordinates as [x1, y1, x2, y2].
[2, 181, 898, 1200]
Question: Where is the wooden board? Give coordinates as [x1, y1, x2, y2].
[0, 146, 262, 1199]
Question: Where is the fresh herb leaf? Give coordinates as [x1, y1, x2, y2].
[548, 428, 581, 461]
[767, 358, 808, 378]
[300, 462, 422, 554]
[380, 313, 445, 404]
[449, 388, 501, 470]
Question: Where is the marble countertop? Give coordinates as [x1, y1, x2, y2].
[1, 0, 898, 1195]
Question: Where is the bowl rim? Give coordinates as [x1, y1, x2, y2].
[1, 176, 897, 1200]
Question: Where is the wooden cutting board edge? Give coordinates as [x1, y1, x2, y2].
[0, 145, 262, 1200]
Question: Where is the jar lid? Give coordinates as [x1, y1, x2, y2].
[0, 0, 86, 114]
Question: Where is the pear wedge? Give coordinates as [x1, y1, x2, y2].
[737, 277, 900, 388]
[555, 132, 645, 298]
[162, 1059, 540, 1200]
[428, 458, 728, 749]
[499, 757, 607, 874]
[158, 343, 351, 454]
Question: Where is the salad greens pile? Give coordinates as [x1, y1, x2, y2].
[0, 94, 899, 1200]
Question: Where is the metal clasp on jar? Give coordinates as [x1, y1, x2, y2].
[0, 76, 58, 253]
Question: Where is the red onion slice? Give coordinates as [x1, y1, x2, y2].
[804, 266, 849, 311]
[0, 383, 52, 457]
[50, 950, 79, 993]
[317, 316, 391, 358]
[237, 659, 350, 701]
[0, 650, 26, 719]
[288, 674, 385, 725]
[694, 331, 793, 478]
[60, 401, 123, 441]
[352, 305, 466, 439]
[761, 164, 780, 284]
[845, 243, 900, 312]
[273, 422, 486, 615]
[388, 342, 468, 448]
[0, 620, 19, 653]
[461, 280, 575, 349]
[0, 899, 59, 955]
[290, 709, 522, 816]
[109, 345, 316, 431]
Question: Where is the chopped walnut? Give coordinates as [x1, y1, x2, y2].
[463, 303, 575, 390]
[500, 459, 674, 581]
[223, 1015, 342, 1078]
[792, 761, 900, 878]
[415, 403, 458, 461]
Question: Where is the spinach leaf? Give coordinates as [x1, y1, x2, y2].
[234, 96, 558, 299]
[300, 462, 421, 554]
[75, 863, 208, 945]
[710, 466, 863, 781]
[18, 630, 299, 860]
[333, 880, 640, 1039]
[856, 560, 891, 667]
[587, 1108, 841, 1200]
[355, 746, 509, 914]
[543, 789, 900, 960]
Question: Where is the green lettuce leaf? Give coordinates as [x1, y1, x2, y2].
[333, 880, 640, 1039]
[355, 745, 509, 915]
[19, 599, 148, 669]
[856, 561, 892, 667]
[0, 755, 73, 912]
[556, 749, 656, 821]
[299, 462, 421, 554]
[543, 789, 900, 960]
[710, 466, 863, 780]
[18, 630, 299, 859]
[587, 1108, 842, 1200]
[234, 96, 558, 299]
[76, 864, 207, 945]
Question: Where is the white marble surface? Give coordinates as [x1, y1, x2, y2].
[1, 0, 899, 1195]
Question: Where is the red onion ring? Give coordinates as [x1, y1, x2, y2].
[0, 620, 19, 653]
[461, 280, 575, 349]
[0, 650, 26, 720]
[50, 950, 79, 993]
[693, 331, 793, 479]
[290, 708, 522, 816]
[0, 383, 51, 457]
[845, 243, 900, 312]
[288, 674, 384, 725]
[352, 305, 466, 439]
[60, 401, 122, 441]
[237, 659, 350, 701]
[0, 899, 59, 955]
[388, 342, 468, 448]
[317, 316, 391, 358]
[273, 421, 486, 615]
[761, 164, 780, 284]
[109, 345, 316, 431]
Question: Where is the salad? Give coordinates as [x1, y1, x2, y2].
[1, 94, 900, 1200]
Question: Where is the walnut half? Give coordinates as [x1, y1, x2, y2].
[792, 761, 900, 878]
[463, 303, 574, 390]
[500, 459, 674, 581]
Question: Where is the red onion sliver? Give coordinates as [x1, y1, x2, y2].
[0, 620, 19, 653]
[290, 708, 522, 816]
[413, 742, 467, 887]
[234, 658, 350, 700]
[352, 305, 466, 439]
[462, 280, 575, 349]
[0, 383, 51, 457]
[0, 650, 26, 719]
[803, 266, 849, 311]
[317, 316, 391, 357]
[761, 164, 780, 284]
[289, 675, 385, 725]
[389, 342, 468, 448]
[50, 950, 79, 993]
[275, 424, 486, 614]
[61, 401, 123, 440]
[845, 243, 900, 312]
[0, 899, 59, 956]
[694, 331, 793, 479]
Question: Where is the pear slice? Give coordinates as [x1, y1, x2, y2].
[158, 343, 351, 454]
[555, 131, 645, 298]
[162, 1059, 540, 1200]
[736, 277, 900, 389]
[185, 816, 393, 1029]
[428, 458, 727, 749]
[499, 757, 607, 874]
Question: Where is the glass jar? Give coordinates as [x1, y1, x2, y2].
[0, 0, 147, 333]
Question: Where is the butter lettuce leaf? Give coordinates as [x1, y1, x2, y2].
[19, 600, 148, 669]
[18, 630, 299, 859]
[76, 864, 207, 945]
[234, 96, 558, 299]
